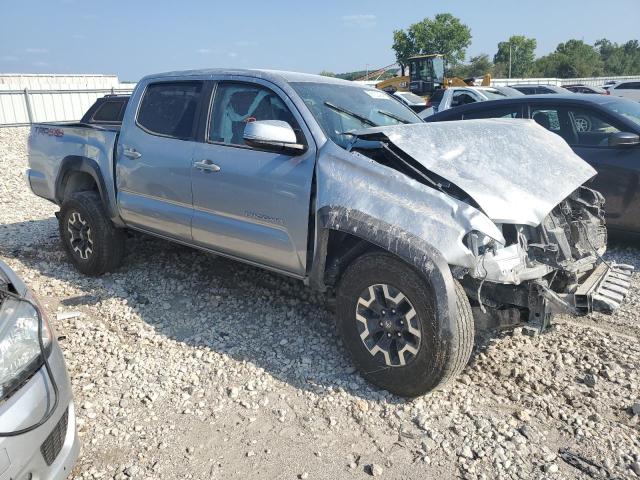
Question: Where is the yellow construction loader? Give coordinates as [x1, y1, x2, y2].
[375, 54, 491, 100]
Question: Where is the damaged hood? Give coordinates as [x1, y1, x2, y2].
[354, 119, 597, 226]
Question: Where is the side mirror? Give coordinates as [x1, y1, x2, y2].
[243, 120, 306, 154]
[608, 131, 640, 147]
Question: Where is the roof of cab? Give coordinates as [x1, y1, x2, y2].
[140, 68, 360, 87]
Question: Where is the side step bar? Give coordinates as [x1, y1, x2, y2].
[574, 262, 634, 314]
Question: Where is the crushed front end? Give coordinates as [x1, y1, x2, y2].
[461, 186, 634, 331]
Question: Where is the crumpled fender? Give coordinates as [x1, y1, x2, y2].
[310, 206, 459, 339]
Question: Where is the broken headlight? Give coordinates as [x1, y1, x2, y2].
[464, 231, 502, 257]
[0, 292, 52, 400]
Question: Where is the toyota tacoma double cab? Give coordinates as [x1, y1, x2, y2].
[27, 69, 633, 397]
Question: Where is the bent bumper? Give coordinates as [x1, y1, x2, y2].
[574, 262, 634, 314]
[0, 344, 80, 480]
[540, 261, 634, 316]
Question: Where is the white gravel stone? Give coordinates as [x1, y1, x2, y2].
[2, 126, 639, 479]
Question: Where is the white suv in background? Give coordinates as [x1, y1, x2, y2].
[607, 81, 640, 101]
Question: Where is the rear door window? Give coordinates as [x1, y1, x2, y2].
[531, 108, 561, 132]
[530, 106, 579, 144]
[137, 82, 204, 140]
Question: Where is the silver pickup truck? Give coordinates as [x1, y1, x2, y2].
[27, 69, 633, 397]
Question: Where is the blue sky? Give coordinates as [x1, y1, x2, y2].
[1, 0, 639, 81]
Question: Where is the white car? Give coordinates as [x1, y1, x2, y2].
[420, 86, 523, 119]
[606, 80, 640, 102]
[392, 91, 426, 113]
[0, 260, 80, 479]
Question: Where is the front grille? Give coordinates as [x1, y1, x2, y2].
[40, 407, 68, 466]
[526, 187, 606, 270]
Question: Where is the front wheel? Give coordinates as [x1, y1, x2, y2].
[59, 191, 125, 276]
[336, 252, 474, 397]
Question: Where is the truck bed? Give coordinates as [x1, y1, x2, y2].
[27, 122, 120, 216]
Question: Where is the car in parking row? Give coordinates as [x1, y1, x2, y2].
[420, 85, 523, 118]
[0, 260, 80, 479]
[563, 84, 609, 95]
[509, 84, 572, 95]
[605, 80, 640, 101]
[426, 94, 640, 235]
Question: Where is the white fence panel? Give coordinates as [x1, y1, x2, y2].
[0, 74, 135, 126]
[0, 88, 135, 125]
[491, 75, 640, 87]
[0, 91, 29, 124]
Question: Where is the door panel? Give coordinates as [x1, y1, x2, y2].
[116, 81, 204, 240]
[190, 80, 316, 275]
[573, 145, 640, 231]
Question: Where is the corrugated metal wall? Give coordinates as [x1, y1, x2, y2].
[0, 74, 135, 126]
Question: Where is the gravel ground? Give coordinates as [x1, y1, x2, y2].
[1, 126, 639, 480]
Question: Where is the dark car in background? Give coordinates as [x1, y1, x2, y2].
[510, 84, 572, 95]
[564, 84, 609, 95]
[426, 94, 640, 235]
[80, 94, 129, 126]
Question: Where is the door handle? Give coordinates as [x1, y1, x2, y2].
[123, 147, 142, 160]
[194, 159, 221, 173]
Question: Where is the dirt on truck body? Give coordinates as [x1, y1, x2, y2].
[26, 69, 633, 396]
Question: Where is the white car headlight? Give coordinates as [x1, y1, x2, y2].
[0, 294, 52, 400]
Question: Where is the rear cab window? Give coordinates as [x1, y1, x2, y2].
[136, 81, 204, 140]
[92, 101, 125, 123]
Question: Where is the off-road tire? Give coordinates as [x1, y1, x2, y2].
[336, 251, 474, 397]
[59, 191, 125, 276]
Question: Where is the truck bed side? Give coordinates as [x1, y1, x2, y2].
[27, 123, 121, 222]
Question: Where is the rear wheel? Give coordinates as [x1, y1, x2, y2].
[336, 251, 474, 397]
[59, 191, 125, 276]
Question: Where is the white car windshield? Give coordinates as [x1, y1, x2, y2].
[291, 82, 422, 148]
[480, 89, 507, 100]
[396, 92, 425, 104]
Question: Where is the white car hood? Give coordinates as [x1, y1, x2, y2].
[356, 119, 597, 226]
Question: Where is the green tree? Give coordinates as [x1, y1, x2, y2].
[595, 38, 640, 75]
[392, 30, 414, 73]
[392, 13, 472, 72]
[535, 40, 603, 77]
[493, 35, 537, 78]
[319, 70, 336, 77]
[449, 54, 494, 78]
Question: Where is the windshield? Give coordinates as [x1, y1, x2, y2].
[409, 57, 445, 84]
[605, 98, 640, 128]
[396, 92, 425, 104]
[479, 89, 507, 100]
[291, 82, 422, 148]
